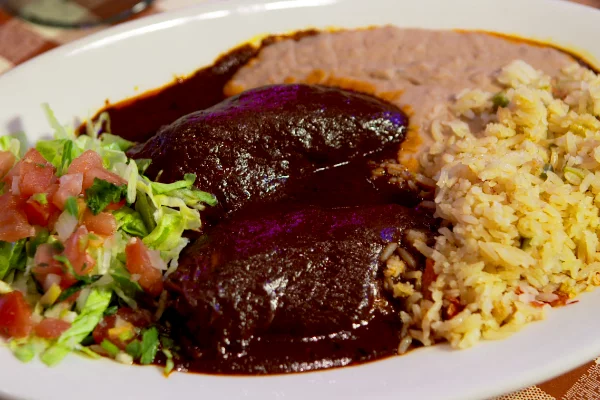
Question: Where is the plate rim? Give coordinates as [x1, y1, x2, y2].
[1, 0, 600, 399]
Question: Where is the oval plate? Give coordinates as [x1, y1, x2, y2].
[0, 0, 599, 399]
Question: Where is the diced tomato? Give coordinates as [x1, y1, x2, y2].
[63, 225, 95, 276]
[18, 149, 57, 198]
[82, 167, 127, 191]
[0, 193, 35, 242]
[52, 173, 83, 210]
[82, 209, 117, 236]
[92, 315, 117, 347]
[0, 291, 32, 338]
[105, 199, 126, 211]
[92, 307, 152, 348]
[125, 238, 164, 297]
[23, 198, 53, 227]
[67, 150, 103, 176]
[22, 184, 60, 227]
[34, 318, 71, 339]
[3, 161, 20, 188]
[32, 243, 76, 290]
[0, 151, 16, 179]
[68, 150, 126, 190]
[422, 258, 438, 301]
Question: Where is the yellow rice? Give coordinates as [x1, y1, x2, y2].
[399, 60, 600, 350]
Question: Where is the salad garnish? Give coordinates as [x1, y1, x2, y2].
[0, 105, 216, 371]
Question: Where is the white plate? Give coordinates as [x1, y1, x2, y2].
[1, 0, 599, 399]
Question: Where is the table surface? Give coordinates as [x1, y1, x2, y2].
[1, 0, 600, 399]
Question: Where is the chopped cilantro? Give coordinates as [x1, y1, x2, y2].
[27, 229, 49, 258]
[140, 327, 159, 365]
[125, 340, 142, 359]
[85, 178, 126, 215]
[53, 255, 102, 284]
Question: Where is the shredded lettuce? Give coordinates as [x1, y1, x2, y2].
[112, 207, 148, 237]
[0, 133, 27, 158]
[0, 104, 219, 368]
[41, 288, 112, 366]
[10, 342, 36, 363]
[100, 134, 134, 152]
[42, 103, 74, 140]
[143, 209, 185, 252]
[0, 240, 26, 279]
[36, 138, 68, 167]
[110, 262, 143, 299]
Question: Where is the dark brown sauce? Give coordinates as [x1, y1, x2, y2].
[80, 30, 318, 143]
[127, 82, 433, 374]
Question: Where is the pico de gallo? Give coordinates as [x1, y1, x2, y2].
[0, 105, 216, 371]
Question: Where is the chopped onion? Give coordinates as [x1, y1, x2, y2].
[0, 281, 13, 295]
[43, 274, 62, 292]
[155, 290, 168, 321]
[55, 211, 78, 242]
[130, 274, 141, 282]
[11, 176, 20, 195]
[61, 311, 77, 323]
[126, 160, 138, 204]
[115, 352, 133, 365]
[148, 248, 168, 271]
[114, 316, 128, 329]
[76, 287, 91, 312]
[59, 173, 83, 194]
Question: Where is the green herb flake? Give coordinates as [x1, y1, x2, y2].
[65, 196, 79, 217]
[58, 140, 74, 176]
[31, 193, 48, 205]
[520, 237, 533, 250]
[492, 92, 510, 109]
[101, 339, 120, 358]
[103, 305, 118, 316]
[53, 255, 102, 284]
[140, 327, 159, 365]
[162, 349, 174, 376]
[85, 178, 126, 215]
[541, 163, 554, 179]
[27, 229, 50, 258]
[125, 340, 142, 359]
